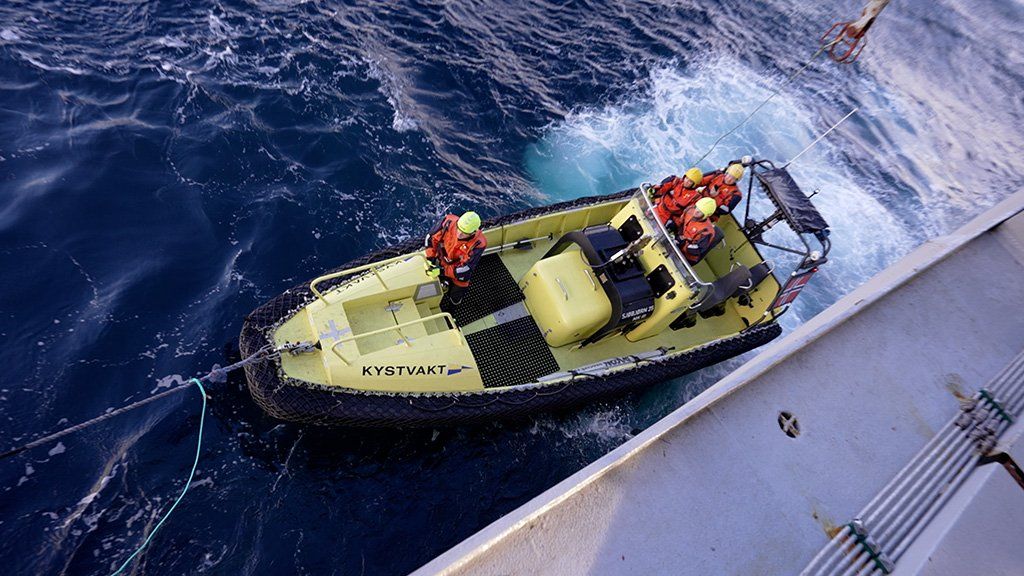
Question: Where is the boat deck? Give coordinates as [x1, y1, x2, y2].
[440, 254, 526, 327]
[438, 253, 559, 388]
[451, 221, 776, 379]
[464, 316, 560, 388]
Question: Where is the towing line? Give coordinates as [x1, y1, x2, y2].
[0, 343, 292, 461]
[0, 342, 314, 575]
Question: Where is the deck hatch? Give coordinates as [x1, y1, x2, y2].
[414, 281, 442, 302]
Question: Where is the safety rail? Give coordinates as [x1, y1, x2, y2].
[329, 312, 458, 365]
[637, 185, 712, 289]
[309, 253, 429, 302]
[483, 234, 553, 256]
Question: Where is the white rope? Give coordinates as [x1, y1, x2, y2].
[692, 36, 844, 168]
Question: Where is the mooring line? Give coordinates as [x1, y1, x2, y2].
[0, 382, 197, 461]
[108, 378, 207, 576]
[0, 344, 277, 461]
[0, 342, 293, 574]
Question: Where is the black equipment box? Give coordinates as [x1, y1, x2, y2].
[583, 226, 656, 326]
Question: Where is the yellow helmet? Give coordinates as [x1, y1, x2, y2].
[457, 211, 482, 234]
[684, 167, 703, 184]
[726, 163, 745, 181]
[695, 197, 717, 218]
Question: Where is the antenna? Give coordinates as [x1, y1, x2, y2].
[783, 107, 859, 169]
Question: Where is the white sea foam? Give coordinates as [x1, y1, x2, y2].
[565, 408, 634, 443]
[152, 374, 185, 393]
[530, 406, 634, 444]
[526, 57, 914, 327]
[366, 58, 420, 133]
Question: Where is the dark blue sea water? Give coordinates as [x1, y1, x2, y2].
[1, 0, 1022, 574]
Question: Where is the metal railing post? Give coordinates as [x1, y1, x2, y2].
[636, 185, 712, 289]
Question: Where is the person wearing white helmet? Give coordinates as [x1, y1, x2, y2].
[424, 211, 487, 304]
[677, 197, 718, 264]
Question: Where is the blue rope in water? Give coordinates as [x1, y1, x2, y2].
[109, 378, 207, 576]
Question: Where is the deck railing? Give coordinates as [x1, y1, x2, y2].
[309, 253, 430, 302]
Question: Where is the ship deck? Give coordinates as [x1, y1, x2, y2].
[413, 191, 1024, 575]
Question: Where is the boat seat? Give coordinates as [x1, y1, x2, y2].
[689, 225, 725, 265]
[709, 225, 725, 251]
[696, 265, 752, 313]
[669, 265, 752, 330]
[734, 262, 774, 308]
[747, 261, 773, 289]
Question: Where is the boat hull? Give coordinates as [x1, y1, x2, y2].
[240, 190, 782, 427]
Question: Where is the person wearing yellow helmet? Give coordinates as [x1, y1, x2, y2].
[702, 162, 745, 220]
[424, 210, 488, 304]
[677, 197, 718, 264]
[652, 166, 705, 226]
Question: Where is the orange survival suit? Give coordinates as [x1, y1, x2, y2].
[701, 171, 743, 220]
[424, 214, 487, 288]
[652, 175, 708, 227]
[678, 205, 716, 264]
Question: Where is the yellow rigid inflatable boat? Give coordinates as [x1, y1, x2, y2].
[240, 159, 831, 426]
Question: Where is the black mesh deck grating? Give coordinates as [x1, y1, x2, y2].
[441, 254, 525, 326]
[464, 316, 560, 389]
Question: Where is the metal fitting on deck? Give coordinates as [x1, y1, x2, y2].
[280, 340, 319, 355]
[955, 397, 978, 429]
[968, 421, 999, 455]
[979, 389, 1014, 424]
[849, 519, 895, 574]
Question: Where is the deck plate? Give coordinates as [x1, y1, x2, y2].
[442, 254, 525, 326]
[465, 316, 560, 389]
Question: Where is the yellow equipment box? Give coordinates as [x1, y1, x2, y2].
[520, 250, 612, 347]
